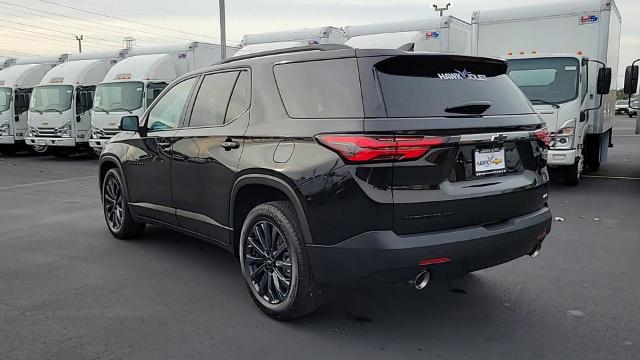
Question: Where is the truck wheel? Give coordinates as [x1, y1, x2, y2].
[0, 145, 17, 155]
[101, 168, 146, 239]
[564, 157, 583, 186]
[30, 145, 48, 154]
[239, 201, 324, 321]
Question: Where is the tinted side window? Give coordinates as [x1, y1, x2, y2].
[189, 71, 239, 127]
[225, 70, 251, 123]
[274, 58, 363, 119]
[147, 77, 197, 132]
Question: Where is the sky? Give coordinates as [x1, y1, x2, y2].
[0, 0, 638, 83]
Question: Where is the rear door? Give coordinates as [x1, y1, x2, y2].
[171, 69, 251, 244]
[358, 54, 549, 235]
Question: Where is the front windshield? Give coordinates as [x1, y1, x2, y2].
[507, 57, 580, 105]
[30, 85, 73, 113]
[0, 87, 12, 113]
[94, 81, 144, 113]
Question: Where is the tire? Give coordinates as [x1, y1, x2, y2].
[30, 144, 48, 154]
[0, 145, 17, 155]
[564, 159, 582, 186]
[101, 168, 145, 239]
[239, 201, 324, 320]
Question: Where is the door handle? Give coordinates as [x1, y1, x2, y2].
[222, 140, 240, 150]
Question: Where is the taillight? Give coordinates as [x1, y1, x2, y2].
[532, 127, 551, 148]
[316, 134, 446, 163]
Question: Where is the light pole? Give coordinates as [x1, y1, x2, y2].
[219, 0, 227, 60]
[432, 3, 451, 17]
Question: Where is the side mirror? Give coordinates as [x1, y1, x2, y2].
[624, 65, 639, 95]
[596, 67, 612, 95]
[119, 115, 140, 132]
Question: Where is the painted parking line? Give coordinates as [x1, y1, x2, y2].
[582, 175, 640, 181]
[0, 175, 97, 191]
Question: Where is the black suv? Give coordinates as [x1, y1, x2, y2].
[99, 46, 552, 320]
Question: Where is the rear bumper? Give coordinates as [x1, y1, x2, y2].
[25, 136, 76, 147]
[547, 149, 579, 166]
[307, 206, 552, 285]
[0, 135, 15, 145]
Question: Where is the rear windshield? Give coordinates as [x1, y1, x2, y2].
[373, 56, 535, 118]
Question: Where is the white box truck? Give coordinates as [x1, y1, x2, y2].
[25, 50, 127, 156]
[345, 16, 471, 53]
[89, 42, 235, 153]
[0, 55, 68, 154]
[472, 0, 621, 185]
[234, 27, 346, 57]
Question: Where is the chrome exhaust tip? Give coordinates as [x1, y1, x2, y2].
[530, 243, 542, 258]
[413, 270, 431, 290]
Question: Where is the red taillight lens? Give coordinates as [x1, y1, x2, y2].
[316, 135, 446, 163]
[533, 127, 551, 147]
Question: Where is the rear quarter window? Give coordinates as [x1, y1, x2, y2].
[274, 58, 364, 119]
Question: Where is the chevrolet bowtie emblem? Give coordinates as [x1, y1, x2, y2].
[108, 121, 117, 126]
[42, 121, 49, 126]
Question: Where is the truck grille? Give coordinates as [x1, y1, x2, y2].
[94, 128, 120, 139]
[33, 128, 58, 137]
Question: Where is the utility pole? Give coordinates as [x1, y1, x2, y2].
[219, 0, 227, 60]
[75, 35, 83, 53]
[432, 3, 451, 17]
[123, 37, 136, 50]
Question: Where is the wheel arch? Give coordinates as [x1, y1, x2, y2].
[98, 155, 124, 192]
[230, 174, 313, 257]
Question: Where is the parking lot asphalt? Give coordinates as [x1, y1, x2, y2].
[1, 117, 638, 360]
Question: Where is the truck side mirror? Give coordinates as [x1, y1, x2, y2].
[596, 67, 612, 95]
[120, 115, 140, 132]
[624, 65, 639, 95]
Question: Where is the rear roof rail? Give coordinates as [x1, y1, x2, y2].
[217, 44, 353, 64]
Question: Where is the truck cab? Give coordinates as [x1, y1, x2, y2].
[506, 55, 593, 177]
[0, 64, 57, 152]
[89, 54, 174, 152]
[25, 58, 117, 156]
[89, 42, 234, 153]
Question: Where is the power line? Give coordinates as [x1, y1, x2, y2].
[36, 0, 228, 41]
[0, 3, 182, 45]
[0, 24, 113, 49]
[0, 17, 122, 46]
[36, 0, 238, 41]
[0, 47, 39, 56]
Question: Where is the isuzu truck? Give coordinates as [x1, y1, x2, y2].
[0, 55, 68, 154]
[472, 0, 621, 185]
[89, 42, 233, 153]
[234, 27, 345, 57]
[344, 16, 471, 53]
[25, 50, 127, 156]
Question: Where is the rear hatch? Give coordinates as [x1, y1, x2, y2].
[358, 53, 549, 235]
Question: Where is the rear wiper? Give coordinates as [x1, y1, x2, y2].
[529, 99, 560, 109]
[445, 101, 492, 115]
[94, 106, 109, 114]
[44, 108, 63, 114]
